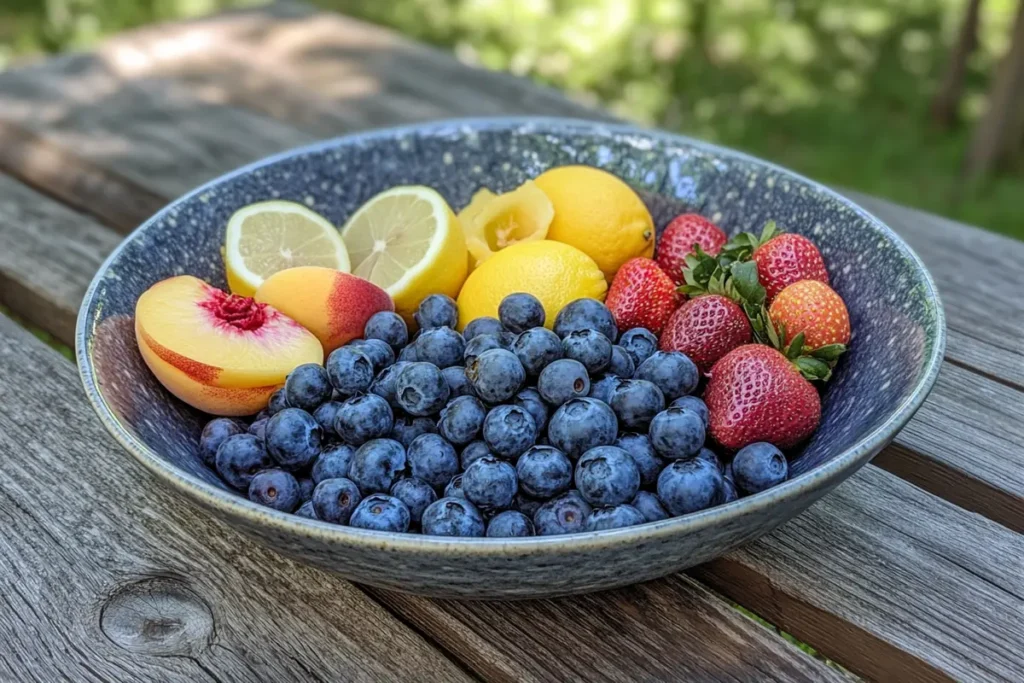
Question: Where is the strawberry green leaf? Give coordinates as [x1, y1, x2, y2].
[787, 332, 806, 359]
[758, 220, 779, 246]
[811, 344, 847, 361]
[794, 357, 832, 382]
[729, 261, 766, 305]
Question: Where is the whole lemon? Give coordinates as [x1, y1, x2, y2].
[534, 165, 655, 280]
[456, 240, 607, 330]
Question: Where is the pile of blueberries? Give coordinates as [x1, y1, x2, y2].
[200, 293, 789, 537]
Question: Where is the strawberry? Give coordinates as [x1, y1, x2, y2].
[705, 345, 821, 451]
[656, 214, 728, 285]
[659, 295, 751, 374]
[605, 257, 678, 334]
[769, 280, 850, 351]
[752, 232, 828, 303]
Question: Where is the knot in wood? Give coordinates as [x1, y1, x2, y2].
[100, 576, 213, 656]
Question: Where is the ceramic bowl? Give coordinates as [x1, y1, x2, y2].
[77, 118, 944, 599]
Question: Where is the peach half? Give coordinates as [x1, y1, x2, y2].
[254, 266, 394, 355]
[135, 275, 323, 416]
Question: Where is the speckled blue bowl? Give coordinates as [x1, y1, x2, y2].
[77, 118, 944, 599]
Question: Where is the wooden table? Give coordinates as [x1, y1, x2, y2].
[0, 4, 1021, 681]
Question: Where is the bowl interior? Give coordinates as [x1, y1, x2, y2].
[79, 118, 942, 504]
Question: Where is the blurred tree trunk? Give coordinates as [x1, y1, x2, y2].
[931, 0, 983, 128]
[963, 0, 1024, 179]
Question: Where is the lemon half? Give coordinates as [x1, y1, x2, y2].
[341, 186, 468, 321]
[224, 200, 349, 296]
[458, 180, 554, 269]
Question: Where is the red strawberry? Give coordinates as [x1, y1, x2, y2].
[769, 280, 850, 351]
[705, 344, 821, 451]
[656, 214, 728, 285]
[659, 295, 751, 374]
[605, 257, 678, 334]
[752, 233, 829, 302]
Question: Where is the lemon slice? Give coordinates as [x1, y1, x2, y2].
[341, 186, 468, 322]
[224, 200, 350, 296]
[458, 181, 554, 268]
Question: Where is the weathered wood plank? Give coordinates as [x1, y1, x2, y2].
[0, 314, 473, 682]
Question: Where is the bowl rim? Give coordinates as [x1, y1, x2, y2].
[76, 116, 946, 554]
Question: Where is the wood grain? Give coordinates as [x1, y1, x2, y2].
[0, 314, 472, 683]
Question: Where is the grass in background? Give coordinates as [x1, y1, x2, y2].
[0, 0, 1021, 242]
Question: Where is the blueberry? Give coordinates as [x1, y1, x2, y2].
[465, 348, 525, 403]
[265, 408, 322, 471]
[618, 328, 658, 366]
[463, 333, 505, 365]
[444, 473, 467, 499]
[587, 374, 618, 404]
[442, 365, 477, 398]
[438, 395, 487, 445]
[575, 446, 641, 506]
[721, 473, 739, 503]
[512, 327, 563, 376]
[347, 338, 395, 373]
[416, 327, 465, 369]
[631, 491, 669, 522]
[486, 510, 535, 537]
[462, 456, 518, 510]
[248, 469, 301, 512]
[394, 362, 450, 416]
[349, 494, 411, 532]
[695, 447, 722, 472]
[397, 343, 419, 362]
[348, 439, 407, 494]
[547, 397, 618, 460]
[463, 316, 505, 342]
[615, 432, 664, 488]
[415, 294, 459, 330]
[607, 345, 636, 378]
[311, 443, 355, 483]
[335, 394, 394, 446]
[199, 418, 246, 467]
[534, 491, 591, 535]
[254, 409, 271, 422]
[249, 418, 268, 442]
[295, 501, 317, 519]
[634, 351, 699, 400]
[369, 361, 410, 410]
[482, 404, 537, 459]
[670, 395, 710, 429]
[267, 388, 290, 415]
[312, 401, 344, 437]
[537, 358, 590, 406]
[283, 364, 331, 411]
[389, 414, 437, 448]
[562, 329, 612, 375]
[649, 407, 706, 459]
[215, 434, 272, 490]
[608, 378, 665, 430]
[326, 347, 375, 397]
[516, 445, 572, 499]
[364, 311, 409, 350]
[585, 504, 646, 531]
[390, 477, 437, 525]
[499, 292, 545, 333]
[514, 493, 544, 520]
[657, 458, 724, 516]
[297, 476, 315, 502]
[553, 298, 618, 342]
[513, 387, 549, 433]
[460, 441, 492, 470]
[732, 442, 788, 495]
[406, 433, 460, 490]
[421, 497, 486, 537]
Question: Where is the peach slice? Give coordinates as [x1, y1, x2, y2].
[135, 275, 323, 415]
[254, 266, 394, 354]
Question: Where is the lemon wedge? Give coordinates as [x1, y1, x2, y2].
[458, 180, 554, 268]
[224, 200, 350, 296]
[341, 185, 468, 322]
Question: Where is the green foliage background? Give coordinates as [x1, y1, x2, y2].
[1, 0, 1021, 239]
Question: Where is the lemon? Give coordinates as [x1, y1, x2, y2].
[534, 165, 654, 280]
[457, 240, 607, 330]
[342, 185, 467, 322]
[224, 200, 350, 297]
[457, 180, 554, 268]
